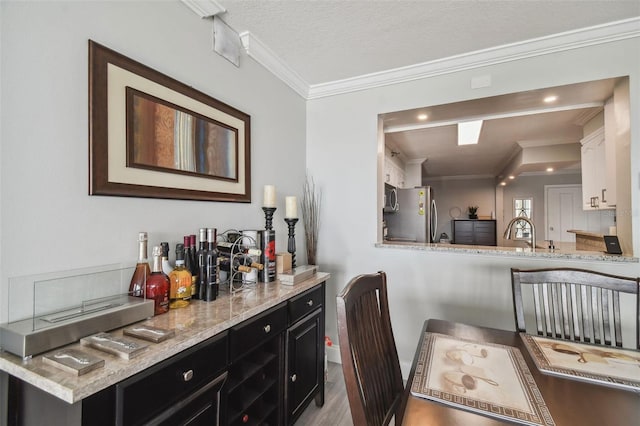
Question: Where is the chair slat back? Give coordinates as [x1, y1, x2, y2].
[511, 267, 640, 349]
[337, 271, 404, 426]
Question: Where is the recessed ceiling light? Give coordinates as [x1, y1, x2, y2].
[500, 182, 507, 186]
[544, 95, 558, 103]
[546, 167, 554, 172]
[508, 175, 515, 180]
[417, 113, 428, 121]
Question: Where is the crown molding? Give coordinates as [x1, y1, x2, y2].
[239, 31, 309, 98]
[181, 0, 226, 18]
[237, 17, 639, 100]
[307, 17, 640, 99]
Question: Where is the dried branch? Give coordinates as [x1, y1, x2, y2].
[301, 174, 322, 265]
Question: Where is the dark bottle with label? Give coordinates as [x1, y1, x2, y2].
[197, 228, 208, 300]
[205, 228, 218, 301]
[129, 232, 151, 297]
[146, 246, 170, 315]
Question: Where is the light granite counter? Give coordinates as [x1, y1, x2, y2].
[377, 241, 637, 263]
[0, 273, 329, 404]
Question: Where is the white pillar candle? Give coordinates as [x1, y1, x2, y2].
[263, 185, 276, 207]
[285, 196, 298, 218]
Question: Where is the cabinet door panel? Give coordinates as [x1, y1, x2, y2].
[286, 309, 322, 424]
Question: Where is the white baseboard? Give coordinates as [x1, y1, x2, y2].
[326, 344, 341, 364]
[326, 344, 411, 381]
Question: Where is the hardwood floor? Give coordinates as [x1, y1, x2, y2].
[296, 362, 353, 425]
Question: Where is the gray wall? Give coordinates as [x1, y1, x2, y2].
[307, 37, 640, 374]
[0, 1, 307, 323]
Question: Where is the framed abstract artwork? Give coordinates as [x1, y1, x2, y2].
[89, 40, 251, 202]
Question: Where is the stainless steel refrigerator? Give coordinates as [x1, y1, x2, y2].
[384, 186, 437, 243]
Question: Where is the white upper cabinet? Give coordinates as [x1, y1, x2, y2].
[384, 157, 405, 188]
[581, 126, 614, 210]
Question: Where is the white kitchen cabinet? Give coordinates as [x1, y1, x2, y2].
[580, 127, 614, 210]
[384, 157, 405, 188]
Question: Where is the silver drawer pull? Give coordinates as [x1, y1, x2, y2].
[263, 324, 271, 333]
[182, 369, 194, 382]
[290, 374, 297, 382]
[307, 300, 313, 306]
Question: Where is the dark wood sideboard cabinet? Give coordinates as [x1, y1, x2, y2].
[6, 282, 326, 426]
[452, 219, 497, 246]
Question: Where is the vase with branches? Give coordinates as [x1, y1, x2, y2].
[301, 174, 322, 265]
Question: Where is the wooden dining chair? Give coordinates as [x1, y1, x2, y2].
[511, 267, 640, 349]
[336, 271, 404, 426]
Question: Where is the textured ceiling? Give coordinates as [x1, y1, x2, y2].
[219, 0, 640, 85]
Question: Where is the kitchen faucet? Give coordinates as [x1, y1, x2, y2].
[503, 216, 536, 249]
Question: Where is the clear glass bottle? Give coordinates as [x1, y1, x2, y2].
[146, 246, 170, 315]
[169, 243, 192, 309]
[129, 232, 151, 297]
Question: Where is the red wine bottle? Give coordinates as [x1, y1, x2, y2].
[129, 232, 151, 297]
[146, 246, 170, 315]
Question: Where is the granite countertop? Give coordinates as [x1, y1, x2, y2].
[0, 272, 329, 404]
[377, 241, 637, 262]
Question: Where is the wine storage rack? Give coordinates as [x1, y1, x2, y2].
[218, 230, 262, 295]
[227, 336, 281, 425]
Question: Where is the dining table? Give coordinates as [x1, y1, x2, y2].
[400, 319, 640, 426]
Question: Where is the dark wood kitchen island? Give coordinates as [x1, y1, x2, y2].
[1, 273, 328, 425]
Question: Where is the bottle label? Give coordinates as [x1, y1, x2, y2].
[170, 275, 192, 300]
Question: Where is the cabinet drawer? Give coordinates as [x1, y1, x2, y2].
[230, 303, 286, 359]
[116, 332, 228, 426]
[288, 285, 324, 325]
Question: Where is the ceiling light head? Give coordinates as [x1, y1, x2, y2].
[546, 167, 554, 172]
[417, 113, 428, 121]
[458, 120, 483, 145]
[500, 182, 507, 186]
[508, 175, 515, 180]
[543, 95, 558, 103]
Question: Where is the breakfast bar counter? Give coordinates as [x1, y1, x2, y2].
[377, 241, 637, 263]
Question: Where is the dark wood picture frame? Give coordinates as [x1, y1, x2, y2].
[89, 40, 251, 202]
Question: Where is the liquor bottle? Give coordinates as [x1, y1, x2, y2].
[169, 243, 192, 309]
[205, 228, 218, 301]
[184, 235, 198, 298]
[217, 241, 262, 257]
[160, 242, 173, 276]
[197, 228, 208, 300]
[146, 246, 170, 315]
[129, 232, 151, 297]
